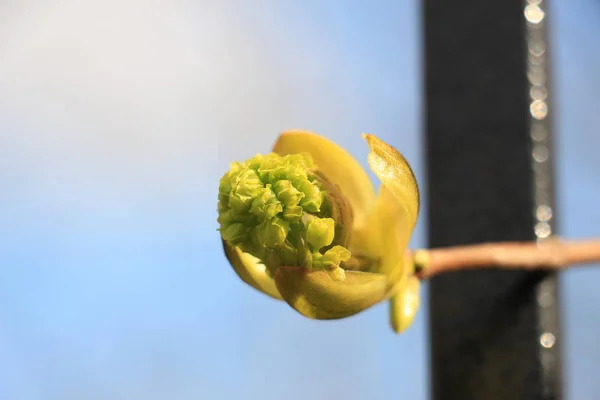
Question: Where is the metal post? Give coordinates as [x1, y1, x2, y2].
[423, 0, 562, 399]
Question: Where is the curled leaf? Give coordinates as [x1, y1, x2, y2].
[274, 130, 376, 226]
[363, 133, 419, 229]
[274, 266, 393, 319]
[222, 240, 282, 300]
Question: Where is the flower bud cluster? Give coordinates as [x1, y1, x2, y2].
[218, 152, 351, 280]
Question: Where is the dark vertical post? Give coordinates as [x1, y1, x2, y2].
[423, 0, 562, 399]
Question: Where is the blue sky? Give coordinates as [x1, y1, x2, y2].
[0, 1, 598, 399]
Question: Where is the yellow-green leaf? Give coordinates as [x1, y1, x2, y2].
[349, 185, 410, 280]
[222, 240, 282, 300]
[363, 133, 420, 229]
[273, 130, 376, 226]
[274, 266, 392, 319]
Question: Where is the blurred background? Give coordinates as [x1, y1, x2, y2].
[0, 1, 598, 399]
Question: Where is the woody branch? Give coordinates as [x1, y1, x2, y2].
[414, 238, 600, 279]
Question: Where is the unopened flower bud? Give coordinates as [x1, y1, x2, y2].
[218, 151, 353, 275]
[272, 180, 304, 207]
[250, 186, 283, 221]
[306, 216, 335, 251]
[258, 217, 290, 248]
[296, 179, 322, 213]
[282, 205, 303, 223]
[228, 169, 263, 213]
[220, 222, 249, 246]
[319, 245, 352, 269]
[312, 245, 352, 282]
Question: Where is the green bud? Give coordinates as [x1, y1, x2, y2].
[258, 217, 290, 248]
[228, 169, 263, 212]
[218, 172, 235, 202]
[309, 245, 352, 282]
[250, 186, 283, 221]
[296, 179, 322, 213]
[257, 156, 285, 181]
[234, 169, 262, 197]
[218, 151, 354, 276]
[282, 205, 303, 223]
[286, 153, 314, 169]
[218, 161, 245, 197]
[217, 209, 233, 225]
[319, 245, 352, 269]
[270, 164, 309, 185]
[229, 161, 245, 173]
[272, 180, 304, 207]
[306, 216, 335, 251]
[220, 222, 249, 245]
[244, 153, 278, 171]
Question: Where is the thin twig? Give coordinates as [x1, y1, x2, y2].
[414, 238, 600, 280]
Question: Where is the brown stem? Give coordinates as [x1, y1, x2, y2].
[414, 238, 600, 280]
